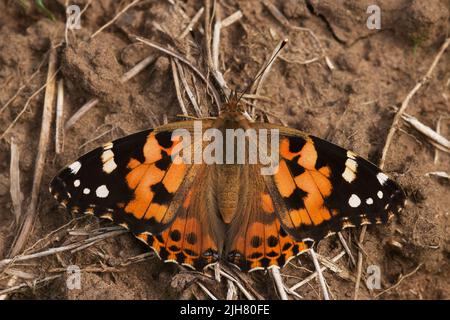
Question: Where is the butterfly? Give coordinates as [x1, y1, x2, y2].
[50, 94, 406, 272]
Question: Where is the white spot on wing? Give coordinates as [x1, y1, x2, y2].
[83, 188, 90, 195]
[103, 142, 113, 150]
[73, 179, 80, 187]
[101, 149, 117, 173]
[366, 198, 373, 205]
[348, 194, 361, 208]
[376, 172, 389, 185]
[377, 190, 383, 199]
[96, 185, 109, 198]
[342, 158, 358, 183]
[347, 150, 357, 159]
[342, 167, 356, 183]
[68, 161, 81, 174]
[103, 159, 117, 173]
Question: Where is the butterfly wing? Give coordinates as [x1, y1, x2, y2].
[255, 123, 406, 243]
[135, 164, 225, 270]
[225, 164, 310, 272]
[50, 120, 223, 270]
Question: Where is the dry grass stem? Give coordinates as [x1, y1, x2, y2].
[0, 275, 62, 296]
[219, 269, 255, 300]
[90, 0, 142, 39]
[65, 98, 99, 131]
[196, 281, 218, 300]
[8, 47, 58, 258]
[135, 36, 222, 111]
[290, 250, 346, 291]
[0, 55, 49, 116]
[9, 137, 22, 224]
[55, 79, 64, 154]
[171, 59, 189, 116]
[263, 1, 329, 67]
[175, 61, 202, 117]
[221, 10, 243, 28]
[120, 55, 157, 83]
[337, 232, 356, 267]
[402, 113, 450, 153]
[179, 7, 205, 39]
[374, 263, 423, 298]
[0, 67, 60, 140]
[226, 279, 238, 300]
[308, 248, 330, 300]
[0, 228, 126, 269]
[271, 267, 288, 300]
[354, 225, 367, 299]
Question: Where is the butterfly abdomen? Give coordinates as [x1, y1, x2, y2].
[216, 164, 242, 224]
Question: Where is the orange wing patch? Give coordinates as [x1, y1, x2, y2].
[227, 208, 309, 271]
[274, 137, 334, 231]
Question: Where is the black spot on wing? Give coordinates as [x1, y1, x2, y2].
[284, 188, 307, 210]
[155, 150, 172, 170]
[155, 131, 174, 149]
[285, 155, 305, 177]
[151, 182, 173, 205]
[288, 136, 307, 153]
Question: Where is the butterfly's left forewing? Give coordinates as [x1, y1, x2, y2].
[50, 120, 223, 270]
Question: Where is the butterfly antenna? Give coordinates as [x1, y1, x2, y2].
[236, 39, 288, 103]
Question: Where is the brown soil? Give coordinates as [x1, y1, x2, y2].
[0, 0, 449, 300]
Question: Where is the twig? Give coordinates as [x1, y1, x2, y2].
[170, 59, 188, 116]
[64, 98, 99, 131]
[196, 281, 218, 300]
[271, 267, 288, 300]
[0, 55, 49, 116]
[354, 225, 367, 300]
[8, 47, 58, 258]
[219, 269, 255, 300]
[308, 248, 330, 300]
[434, 116, 443, 164]
[120, 55, 157, 83]
[55, 79, 64, 154]
[0, 275, 62, 296]
[221, 10, 243, 28]
[290, 250, 346, 291]
[0, 228, 126, 268]
[178, 7, 204, 39]
[263, 1, 329, 67]
[226, 279, 238, 300]
[175, 61, 202, 117]
[425, 171, 449, 179]
[9, 137, 22, 224]
[0, 67, 60, 140]
[374, 263, 423, 298]
[135, 36, 222, 111]
[90, 0, 142, 39]
[337, 231, 356, 267]
[402, 113, 450, 153]
[380, 37, 450, 168]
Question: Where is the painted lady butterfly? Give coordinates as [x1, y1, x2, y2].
[50, 95, 406, 272]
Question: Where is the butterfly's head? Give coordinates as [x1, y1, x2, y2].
[221, 90, 244, 114]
